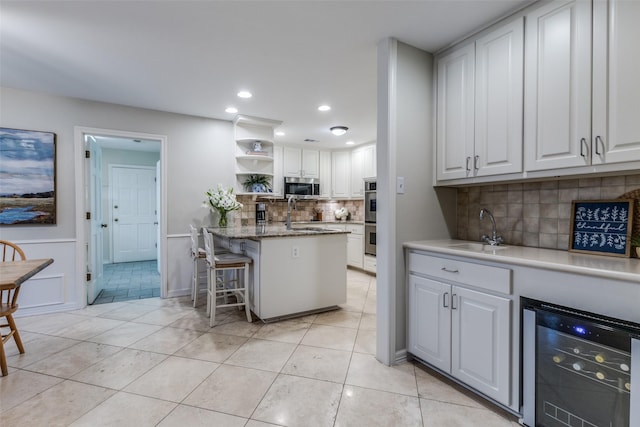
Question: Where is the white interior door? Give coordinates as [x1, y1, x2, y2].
[86, 138, 104, 304]
[112, 165, 157, 263]
[156, 161, 161, 274]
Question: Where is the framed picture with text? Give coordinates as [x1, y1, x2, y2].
[569, 199, 634, 257]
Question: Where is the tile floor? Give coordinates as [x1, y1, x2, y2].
[94, 261, 161, 304]
[1, 269, 520, 427]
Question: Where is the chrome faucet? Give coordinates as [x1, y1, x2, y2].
[286, 195, 297, 230]
[480, 208, 503, 246]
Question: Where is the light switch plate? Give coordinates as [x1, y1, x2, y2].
[396, 176, 405, 194]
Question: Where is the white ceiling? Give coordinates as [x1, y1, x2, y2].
[0, 0, 531, 149]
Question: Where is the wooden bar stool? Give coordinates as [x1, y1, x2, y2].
[189, 225, 208, 308]
[0, 240, 27, 376]
[201, 229, 253, 327]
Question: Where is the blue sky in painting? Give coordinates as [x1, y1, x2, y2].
[0, 128, 55, 196]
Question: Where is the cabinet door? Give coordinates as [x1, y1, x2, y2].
[592, 0, 640, 165]
[362, 144, 376, 179]
[347, 234, 363, 268]
[350, 148, 364, 198]
[436, 43, 475, 180]
[272, 145, 284, 196]
[474, 17, 524, 177]
[407, 275, 451, 372]
[301, 149, 319, 178]
[524, 0, 592, 171]
[283, 146, 302, 177]
[319, 150, 331, 198]
[331, 151, 351, 198]
[451, 286, 511, 406]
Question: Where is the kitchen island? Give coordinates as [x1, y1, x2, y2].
[208, 224, 349, 321]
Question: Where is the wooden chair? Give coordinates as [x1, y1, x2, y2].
[201, 228, 253, 327]
[0, 240, 27, 376]
[189, 225, 207, 307]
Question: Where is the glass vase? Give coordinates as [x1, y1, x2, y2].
[218, 210, 228, 227]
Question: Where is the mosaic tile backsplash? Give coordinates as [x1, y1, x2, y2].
[456, 174, 640, 251]
[234, 196, 363, 226]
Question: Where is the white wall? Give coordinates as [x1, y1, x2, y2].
[1, 86, 236, 313]
[376, 39, 456, 364]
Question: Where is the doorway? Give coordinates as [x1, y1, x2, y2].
[75, 127, 167, 306]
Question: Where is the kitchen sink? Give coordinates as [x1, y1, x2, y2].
[448, 242, 508, 252]
[291, 227, 327, 233]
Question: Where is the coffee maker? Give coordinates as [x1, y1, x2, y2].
[256, 203, 266, 225]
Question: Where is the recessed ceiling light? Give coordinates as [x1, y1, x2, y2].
[275, 131, 285, 136]
[330, 126, 348, 136]
[318, 105, 331, 112]
[225, 106, 238, 113]
[237, 91, 252, 99]
[345, 141, 355, 145]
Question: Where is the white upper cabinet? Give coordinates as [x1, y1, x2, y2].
[331, 151, 350, 198]
[436, 43, 475, 180]
[437, 18, 523, 181]
[362, 144, 376, 179]
[319, 150, 331, 198]
[283, 147, 319, 178]
[591, 0, 640, 164]
[524, 1, 592, 171]
[272, 145, 284, 196]
[350, 147, 365, 198]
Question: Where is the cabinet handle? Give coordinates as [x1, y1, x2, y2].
[441, 267, 459, 274]
[451, 293, 458, 310]
[595, 136, 603, 156]
[465, 156, 471, 172]
[443, 292, 449, 308]
[580, 138, 588, 158]
[474, 155, 479, 171]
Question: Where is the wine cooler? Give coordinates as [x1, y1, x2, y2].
[522, 298, 640, 427]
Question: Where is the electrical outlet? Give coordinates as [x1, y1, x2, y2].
[291, 246, 300, 258]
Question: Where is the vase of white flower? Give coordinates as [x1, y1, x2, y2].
[204, 184, 243, 227]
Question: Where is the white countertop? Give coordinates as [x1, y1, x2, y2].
[404, 239, 640, 284]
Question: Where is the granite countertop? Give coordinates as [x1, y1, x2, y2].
[207, 224, 350, 239]
[292, 220, 365, 225]
[404, 239, 640, 284]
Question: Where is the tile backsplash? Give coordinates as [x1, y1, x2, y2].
[456, 174, 640, 250]
[235, 196, 363, 225]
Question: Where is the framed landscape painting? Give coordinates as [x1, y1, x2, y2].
[0, 127, 56, 225]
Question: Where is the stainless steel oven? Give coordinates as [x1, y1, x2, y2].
[364, 178, 376, 223]
[522, 298, 640, 427]
[365, 224, 376, 256]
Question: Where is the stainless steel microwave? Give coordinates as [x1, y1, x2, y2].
[284, 177, 320, 199]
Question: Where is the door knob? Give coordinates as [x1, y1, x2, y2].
[114, 218, 119, 222]
[101, 224, 108, 228]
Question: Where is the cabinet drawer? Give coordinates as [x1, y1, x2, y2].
[346, 224, 363, 235]
[407, 252, 511, 295]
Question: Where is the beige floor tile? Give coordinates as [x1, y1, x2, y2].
[281, 344, 351, 383]
[339, 296, 366, 313]
[363, 296, 377, 314]
[184, 364, 277, 417]
[335, 385, 422, 427]
[353, 329, 376, 355]
[157, 405, 247, 427]
[174, 332, 247, 362]
[71, 348, 167, 390]
[245, 421, 282, 427]
[131, 307, 190, 326]
[87, 322, 163, 347]
[128, 326, 202, 354]
[346, 353, 417, 396]
[415, 365, 484, 408]
[252, 319, 311, 343]
[0, 369, 62, 412]
[68, 302, 129, 317]
[1, 380, 115, 426]
[420, 399, 515, 427]
[168, 310, 217, 332]
[252, 374, 342, 427]
[56, 317, 126, 341]
[300, 324, 357, 351]
[6, 334, 79, 369]
[25, 341, 122, 378]
[211, 319, 263, 337]
[69, 391, 176, 427]
[124, 356, 218, 402]
[96, 303, 158, 321]
[313, 310, 362, 329]
[359, 313, 376, 330]
[225, 338, 296, 372]
[20, 312, 87, 335]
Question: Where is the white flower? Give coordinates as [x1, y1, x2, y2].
[204, 184, 243, 213]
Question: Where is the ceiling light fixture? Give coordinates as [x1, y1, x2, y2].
[330, 126, 348, 136]
[225, 106, 238, 113]
[345, 141, 355, 146]
[275, 131, 285, 136]
[237, 91, 252, 98]
[318, 105, 331, 112]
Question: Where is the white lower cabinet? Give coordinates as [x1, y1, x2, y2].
[407, 253, 511, 406]
[346, 224, 363, 269]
